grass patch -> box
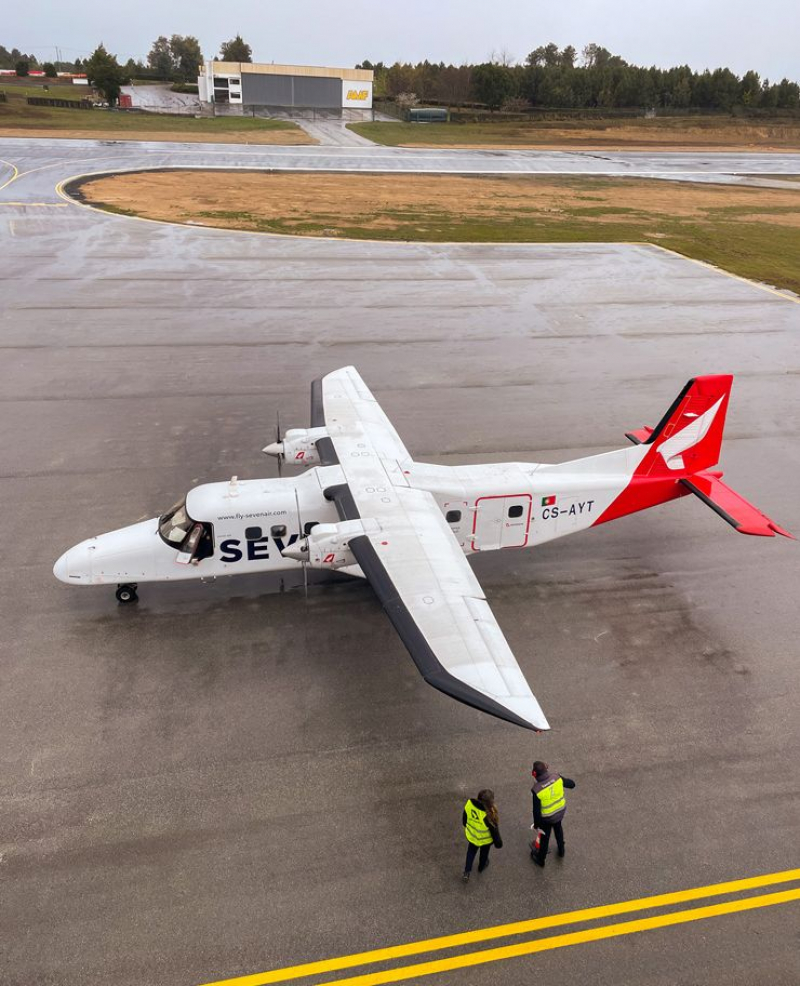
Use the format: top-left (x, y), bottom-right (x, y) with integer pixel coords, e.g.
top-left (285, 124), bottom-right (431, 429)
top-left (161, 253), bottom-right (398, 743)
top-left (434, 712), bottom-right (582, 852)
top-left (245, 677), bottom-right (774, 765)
top-left (76, 170), bottom-right (800, 295)
top-left (0, 90), bottom-right (311, 143)
top-left (0, 82), bottom-right (90, 101)
top-left (349, 117), bottom-right (800, 150)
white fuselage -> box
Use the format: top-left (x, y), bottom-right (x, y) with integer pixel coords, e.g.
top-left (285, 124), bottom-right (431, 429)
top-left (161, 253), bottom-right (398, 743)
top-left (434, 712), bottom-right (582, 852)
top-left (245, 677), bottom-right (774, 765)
top-left (54, 445), bottom-right (646, 589)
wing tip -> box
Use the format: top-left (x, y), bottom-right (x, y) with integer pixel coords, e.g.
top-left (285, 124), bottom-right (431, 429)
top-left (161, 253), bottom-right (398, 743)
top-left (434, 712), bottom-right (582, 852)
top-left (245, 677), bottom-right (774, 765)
top-left (425, 671), bottom-right (549, 732)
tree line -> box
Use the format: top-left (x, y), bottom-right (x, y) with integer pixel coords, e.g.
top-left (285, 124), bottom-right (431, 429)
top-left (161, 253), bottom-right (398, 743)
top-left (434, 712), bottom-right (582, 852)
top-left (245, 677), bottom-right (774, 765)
top-left (4, 37), bottom-right (798, 113)
top-left (358, 44), bottom-right (800, 112)
top-left (0, 34), bottom-right (253, 103)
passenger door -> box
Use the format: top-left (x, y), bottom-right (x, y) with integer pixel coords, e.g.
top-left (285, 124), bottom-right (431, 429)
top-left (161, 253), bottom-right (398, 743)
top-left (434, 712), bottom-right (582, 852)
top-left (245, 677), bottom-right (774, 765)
top-left (471, 494), bottom-right (532, 551)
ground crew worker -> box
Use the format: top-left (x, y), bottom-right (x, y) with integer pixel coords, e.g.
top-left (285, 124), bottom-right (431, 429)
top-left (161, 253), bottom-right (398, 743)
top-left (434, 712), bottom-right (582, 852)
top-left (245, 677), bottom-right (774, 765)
top-left (530, 761), bottom-right (576, 867)
top-left (462, 789), bottom-right (503, 882)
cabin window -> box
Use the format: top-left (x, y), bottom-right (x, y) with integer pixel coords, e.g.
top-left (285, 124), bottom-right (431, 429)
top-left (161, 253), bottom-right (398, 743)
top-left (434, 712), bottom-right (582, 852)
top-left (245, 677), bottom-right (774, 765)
top-left (271, 524), bottom-right (287, 538)
top-left (508, 505), bottom-right (524, 518)
top-left (158, 497), bottom-right (214, 559)
top-left (245, 526), bottom-right (262, 540)
top-left (304, 521), bottom-right (319, 536)
top-left (158, 498), bottom-right (194, 545)
top-left (446, 510), bottom-right (462, 523)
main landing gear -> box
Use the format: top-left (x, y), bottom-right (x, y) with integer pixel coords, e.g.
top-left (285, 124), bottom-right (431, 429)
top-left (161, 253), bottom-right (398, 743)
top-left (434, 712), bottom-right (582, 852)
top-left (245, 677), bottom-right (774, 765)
top-left (116, 583), bottom-right (138, 604)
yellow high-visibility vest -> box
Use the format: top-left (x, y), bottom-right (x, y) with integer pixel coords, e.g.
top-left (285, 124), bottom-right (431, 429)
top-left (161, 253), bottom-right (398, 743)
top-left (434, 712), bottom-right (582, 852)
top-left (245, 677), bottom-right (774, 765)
top-left (463, 800), bottom-right (493, 846)
top-left (536, 777), bottom-right (566, 817)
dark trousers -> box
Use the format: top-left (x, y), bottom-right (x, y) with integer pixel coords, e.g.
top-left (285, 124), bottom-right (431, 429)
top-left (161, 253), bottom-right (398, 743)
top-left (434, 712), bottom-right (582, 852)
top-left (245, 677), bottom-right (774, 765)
top-left (464, 841), bottom-right (491, 873)
top-left (533, 820), bottom-right (564, 862)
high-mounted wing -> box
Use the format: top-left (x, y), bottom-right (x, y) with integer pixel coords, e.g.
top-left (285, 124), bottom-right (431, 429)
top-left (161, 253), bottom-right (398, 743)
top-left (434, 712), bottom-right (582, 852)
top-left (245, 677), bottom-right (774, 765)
top-left (314, 367), bottom-right (549, 732)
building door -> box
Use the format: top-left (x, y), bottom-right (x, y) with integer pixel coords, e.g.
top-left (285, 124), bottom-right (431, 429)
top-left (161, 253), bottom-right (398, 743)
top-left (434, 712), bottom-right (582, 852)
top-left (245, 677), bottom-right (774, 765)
top-left (471, 495), bottom-right (531, 551)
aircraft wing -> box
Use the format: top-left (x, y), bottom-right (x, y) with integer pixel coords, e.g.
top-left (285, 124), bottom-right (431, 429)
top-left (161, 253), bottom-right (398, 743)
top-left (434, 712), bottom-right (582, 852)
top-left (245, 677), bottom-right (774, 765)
top-left (314, 366), bottom-right (549, 732)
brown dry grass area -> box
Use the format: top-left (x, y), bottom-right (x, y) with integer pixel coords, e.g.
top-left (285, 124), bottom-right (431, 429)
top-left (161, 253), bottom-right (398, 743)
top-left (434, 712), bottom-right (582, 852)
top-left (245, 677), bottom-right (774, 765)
top-left (0, 127), bottom-right (315, 145)
top-left (79, 170), bottom-right (800, 231)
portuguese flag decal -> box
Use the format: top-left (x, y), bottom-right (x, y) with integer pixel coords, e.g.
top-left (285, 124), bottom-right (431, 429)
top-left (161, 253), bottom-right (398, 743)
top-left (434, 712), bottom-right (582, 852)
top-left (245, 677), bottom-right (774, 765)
top-left (541, 495), bottom-right (557, 507)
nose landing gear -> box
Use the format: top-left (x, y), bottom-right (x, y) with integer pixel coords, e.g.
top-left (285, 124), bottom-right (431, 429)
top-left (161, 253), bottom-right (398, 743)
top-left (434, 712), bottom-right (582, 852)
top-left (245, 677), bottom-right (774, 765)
top-left (116, 583), bottom-right (138, 604)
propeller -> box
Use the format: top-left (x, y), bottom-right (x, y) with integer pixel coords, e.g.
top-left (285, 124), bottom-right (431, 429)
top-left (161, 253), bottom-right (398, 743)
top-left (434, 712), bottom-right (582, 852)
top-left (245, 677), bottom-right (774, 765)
top-left (263, 411), bottom-right (284, 477)
top-left (294, 486), bottom-right (309, 601)
top-left (275, 410), bottom-right (283, 478)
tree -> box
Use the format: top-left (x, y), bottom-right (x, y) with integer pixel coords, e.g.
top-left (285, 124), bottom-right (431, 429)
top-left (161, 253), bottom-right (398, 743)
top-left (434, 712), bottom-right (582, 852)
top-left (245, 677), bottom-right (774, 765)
top-left (219, 34), bottom-right (252, 62)
top-left (759, 80), bottom-right (779, 109)
top-left (526, 44), bottom-right (559, 68)
top-left (147, 36), bottom-right (173, 79)
top-left (776, 78), bottom-right (800, 110)
top-left (560, 46), bottom-right (577, 69)
top-left (740, 70), bottom-right (760, 106)
top-left (42, 62), bottom-right (57, 78)
top-left (169, 35), bottom-right (203, 82)
top-left (85, 44), bottom-right (128, 105)
top-left (472, 62), bottom-right (515, 111)
top-left (396, 92), bottom-right (419, 112)
top-left (708, 67), bottom-right (740, 110)
top-left (582, 44), bottom-right (613, 69)
top-left (15, 60), bottom-right (29, 77)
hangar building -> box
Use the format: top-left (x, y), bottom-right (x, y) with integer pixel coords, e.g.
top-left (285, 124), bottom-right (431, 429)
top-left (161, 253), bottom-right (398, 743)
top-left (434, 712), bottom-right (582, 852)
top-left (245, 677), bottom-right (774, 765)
top-left (198, 61), bottom-right (374, 118)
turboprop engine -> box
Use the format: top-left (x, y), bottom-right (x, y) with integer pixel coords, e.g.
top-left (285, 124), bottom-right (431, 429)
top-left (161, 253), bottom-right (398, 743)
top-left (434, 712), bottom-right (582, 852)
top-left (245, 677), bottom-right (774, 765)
top-left (280, 520), bottom-right (366, 570)
top-left (263, 427), bottom-right (329, 468)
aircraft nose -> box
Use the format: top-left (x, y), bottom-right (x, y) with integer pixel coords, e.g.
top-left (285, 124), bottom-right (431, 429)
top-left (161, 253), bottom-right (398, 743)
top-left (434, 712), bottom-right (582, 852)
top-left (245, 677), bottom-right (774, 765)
top-left (53, 551), bottom-right (69, 583)
top-left (53, 542), bottom-right (94, 583)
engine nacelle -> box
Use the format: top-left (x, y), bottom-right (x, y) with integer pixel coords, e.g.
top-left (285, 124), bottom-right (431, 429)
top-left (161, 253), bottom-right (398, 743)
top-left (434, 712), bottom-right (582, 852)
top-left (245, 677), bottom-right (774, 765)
top-left (281, 520), bottom-right (365, 569)
top-left (263, 427), bottom-right (328, 468)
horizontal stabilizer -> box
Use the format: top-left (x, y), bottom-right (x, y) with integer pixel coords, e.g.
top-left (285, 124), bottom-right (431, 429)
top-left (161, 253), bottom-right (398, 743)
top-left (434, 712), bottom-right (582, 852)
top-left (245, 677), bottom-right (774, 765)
top-left (681, 473), bottom-right (794, 538)
top-left (626, 426), bottom-right (654, 445)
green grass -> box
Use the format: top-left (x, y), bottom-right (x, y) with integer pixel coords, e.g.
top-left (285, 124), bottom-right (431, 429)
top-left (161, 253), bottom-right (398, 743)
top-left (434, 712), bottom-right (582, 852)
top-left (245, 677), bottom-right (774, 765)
top-left (0, 91), bottom-right (302, 135)
top-left (0, 82), bottom-right (91, 101)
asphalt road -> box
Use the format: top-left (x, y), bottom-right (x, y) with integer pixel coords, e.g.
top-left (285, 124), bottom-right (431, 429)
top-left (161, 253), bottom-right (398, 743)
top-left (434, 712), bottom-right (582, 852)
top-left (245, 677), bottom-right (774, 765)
top-left (2, 135), bottom-right (800, 204)
top-left (1, 138), bottom-right (799, 986)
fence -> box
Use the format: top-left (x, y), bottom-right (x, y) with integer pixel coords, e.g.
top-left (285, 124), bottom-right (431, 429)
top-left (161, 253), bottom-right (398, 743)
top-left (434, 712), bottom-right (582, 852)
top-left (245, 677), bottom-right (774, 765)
top-left (27, 96), bottom-right (93, 109)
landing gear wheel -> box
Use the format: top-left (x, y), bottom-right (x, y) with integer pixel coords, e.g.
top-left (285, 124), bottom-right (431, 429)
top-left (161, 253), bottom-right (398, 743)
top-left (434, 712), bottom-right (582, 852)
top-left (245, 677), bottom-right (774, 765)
top-left (116, 583), bottom-right (138, 604)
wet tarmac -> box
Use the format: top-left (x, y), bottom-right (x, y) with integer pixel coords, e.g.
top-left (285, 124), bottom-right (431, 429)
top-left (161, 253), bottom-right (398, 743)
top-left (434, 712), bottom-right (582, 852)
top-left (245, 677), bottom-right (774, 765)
top-left (1, 139), bottom-right (799, 986)
top-left (2, 135), bottom-right (800, 205)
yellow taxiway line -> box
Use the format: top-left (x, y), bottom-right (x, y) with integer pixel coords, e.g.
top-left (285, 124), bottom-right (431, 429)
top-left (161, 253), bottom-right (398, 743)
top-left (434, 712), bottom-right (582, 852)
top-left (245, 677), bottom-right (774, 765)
top-left (199, 868), bottom-right (800, 986)
top-left (0, 157), bottom-right (19, 192)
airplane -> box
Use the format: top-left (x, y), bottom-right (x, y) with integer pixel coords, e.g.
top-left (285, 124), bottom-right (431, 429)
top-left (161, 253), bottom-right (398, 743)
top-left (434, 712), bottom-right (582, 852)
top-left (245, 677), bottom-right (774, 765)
top-left (54, 367), bottom-right (792, 732)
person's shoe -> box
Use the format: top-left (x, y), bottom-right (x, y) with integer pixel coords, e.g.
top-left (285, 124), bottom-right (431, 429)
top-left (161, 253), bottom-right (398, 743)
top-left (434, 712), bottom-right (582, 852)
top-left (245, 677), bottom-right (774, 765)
top-left (478, 859), bottom-right (490, 873)
top-left (462, 871), bottom-right (470, 883)
top-left (530, 852), bottom-right (545, 868)
top-left (558, 848), bottom-right (565, 858)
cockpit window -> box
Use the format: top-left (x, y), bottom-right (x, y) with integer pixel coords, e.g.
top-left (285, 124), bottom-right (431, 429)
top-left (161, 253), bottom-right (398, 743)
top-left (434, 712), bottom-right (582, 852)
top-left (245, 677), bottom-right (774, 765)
top-left (159, 499), bottom-right (195, 545)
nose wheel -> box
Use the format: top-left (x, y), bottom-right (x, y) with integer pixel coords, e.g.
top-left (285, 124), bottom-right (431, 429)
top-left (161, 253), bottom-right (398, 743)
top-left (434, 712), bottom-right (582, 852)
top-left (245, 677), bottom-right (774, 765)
top-left (116, 583), bottom-right (138, 604)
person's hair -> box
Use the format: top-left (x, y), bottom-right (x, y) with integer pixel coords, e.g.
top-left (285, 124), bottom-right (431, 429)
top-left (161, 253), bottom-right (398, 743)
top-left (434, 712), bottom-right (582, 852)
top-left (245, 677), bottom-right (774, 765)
top-left (477, 788), bottom-right (498, 826)
top-left (532, 760), bottom-right (548, 777)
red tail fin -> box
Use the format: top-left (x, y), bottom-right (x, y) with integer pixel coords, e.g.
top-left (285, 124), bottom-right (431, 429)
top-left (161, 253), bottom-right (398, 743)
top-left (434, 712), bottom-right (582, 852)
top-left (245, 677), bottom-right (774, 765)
top-left (630, 375), bottom-right (733, 477)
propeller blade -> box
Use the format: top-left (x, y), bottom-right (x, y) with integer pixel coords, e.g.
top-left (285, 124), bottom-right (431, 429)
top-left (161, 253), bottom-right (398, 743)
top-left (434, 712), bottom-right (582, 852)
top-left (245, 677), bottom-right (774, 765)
top-left (276, 410), bottom-right (283, 477)
top-left (294, 487), bottom-right (308, 601)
